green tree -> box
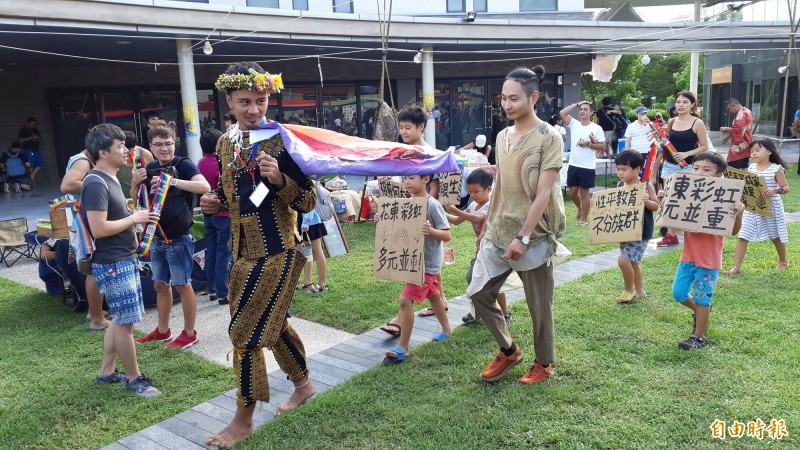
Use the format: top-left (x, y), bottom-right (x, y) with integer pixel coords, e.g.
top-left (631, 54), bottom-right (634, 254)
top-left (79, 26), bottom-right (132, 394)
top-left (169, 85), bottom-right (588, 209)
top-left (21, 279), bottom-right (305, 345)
top-left (638, 53), bottom-right (692, 104)
top-left (674, 53), bottom-right (704, 95)
top-left (581, 55), bottom-right (643, 112)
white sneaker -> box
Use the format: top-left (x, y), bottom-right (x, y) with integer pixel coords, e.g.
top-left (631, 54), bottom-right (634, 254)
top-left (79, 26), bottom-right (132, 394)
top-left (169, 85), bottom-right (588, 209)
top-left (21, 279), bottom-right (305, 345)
top-left (12, 183), bottom-right (21, 193)
top-left (1, 182), bottom-right (8, 193)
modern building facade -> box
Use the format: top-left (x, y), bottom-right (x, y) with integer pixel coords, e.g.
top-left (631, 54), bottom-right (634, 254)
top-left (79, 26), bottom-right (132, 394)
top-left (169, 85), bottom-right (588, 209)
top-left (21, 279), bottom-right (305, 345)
top-left (0, 0), bottom-right (790, 176)
top-left (702, 0), bottom-right (795, 137)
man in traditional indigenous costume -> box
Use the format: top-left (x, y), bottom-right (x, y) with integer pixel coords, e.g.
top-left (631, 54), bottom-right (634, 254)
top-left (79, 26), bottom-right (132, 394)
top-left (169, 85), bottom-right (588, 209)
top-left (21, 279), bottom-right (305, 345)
top-left (201, 62), bottom-right (316, 448)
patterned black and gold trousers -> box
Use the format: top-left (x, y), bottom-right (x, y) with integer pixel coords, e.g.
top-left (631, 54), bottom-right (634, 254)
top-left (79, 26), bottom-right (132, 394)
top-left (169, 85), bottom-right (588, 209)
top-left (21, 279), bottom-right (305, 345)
top-left (227, 248), bottom-right (308, 407)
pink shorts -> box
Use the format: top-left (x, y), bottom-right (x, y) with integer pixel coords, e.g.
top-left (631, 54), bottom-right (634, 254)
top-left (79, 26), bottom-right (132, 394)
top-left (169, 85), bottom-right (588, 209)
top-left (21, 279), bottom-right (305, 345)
top-left (401, 273), bottom-right (440, 304)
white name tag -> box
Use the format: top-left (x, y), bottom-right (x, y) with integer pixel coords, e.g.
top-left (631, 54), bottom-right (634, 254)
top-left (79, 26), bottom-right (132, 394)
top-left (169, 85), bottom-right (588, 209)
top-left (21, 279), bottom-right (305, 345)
top-left (249, 182), bottom-right (270, 208)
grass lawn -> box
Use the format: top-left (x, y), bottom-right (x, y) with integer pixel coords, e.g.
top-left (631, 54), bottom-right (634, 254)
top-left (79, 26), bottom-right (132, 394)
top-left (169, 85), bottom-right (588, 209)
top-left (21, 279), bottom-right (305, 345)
top-left (293, 166), bottom-right (800, 334)
top-left (292, 198), bottom-right (616, 334)
top-left (0, 280), bottom-right (235, 449)
top-left (241, 223), bottom-right (800, 449)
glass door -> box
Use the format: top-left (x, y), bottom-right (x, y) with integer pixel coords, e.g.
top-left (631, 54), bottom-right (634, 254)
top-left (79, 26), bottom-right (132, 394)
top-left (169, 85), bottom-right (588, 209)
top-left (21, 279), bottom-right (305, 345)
top-left (280, 86), bottom-right (318, 127)
top-left (322, 85), bottom-right (358, 136)
top-left (138, 90), bottom-right (180, 152)
top-left (488, 79), bottom-right (509, 148)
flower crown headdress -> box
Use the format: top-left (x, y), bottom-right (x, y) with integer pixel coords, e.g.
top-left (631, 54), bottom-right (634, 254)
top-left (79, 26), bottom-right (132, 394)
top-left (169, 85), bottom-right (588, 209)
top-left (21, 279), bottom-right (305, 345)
top-left (215, 68), bottom-right (284, 95)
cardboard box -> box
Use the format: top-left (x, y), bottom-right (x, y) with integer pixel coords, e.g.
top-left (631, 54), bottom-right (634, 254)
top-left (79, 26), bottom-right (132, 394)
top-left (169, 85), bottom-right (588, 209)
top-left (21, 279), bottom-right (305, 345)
top-left (37, 223), bottom-right (69, 239)
top-left (49, 209), bottom-right (68, 230)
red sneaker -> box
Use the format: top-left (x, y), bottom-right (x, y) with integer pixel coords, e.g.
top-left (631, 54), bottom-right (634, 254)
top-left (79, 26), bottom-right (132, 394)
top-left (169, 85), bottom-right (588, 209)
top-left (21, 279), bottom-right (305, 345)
top-left (480, 346), bottom-right (523, 382)
top-left (165, 330), bottom-right (198, 349)
top-left (656, 234), bottom-right (679, 247)
top-left (518, 362), bottom-right (553, 384)
top-left (135, 327), bottom-right (171, 344)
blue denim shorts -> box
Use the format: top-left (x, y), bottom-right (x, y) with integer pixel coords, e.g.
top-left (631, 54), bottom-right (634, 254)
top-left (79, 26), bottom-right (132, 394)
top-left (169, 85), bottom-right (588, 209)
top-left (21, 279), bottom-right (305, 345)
top-left (672, 261), bottom-right (719, 307)
top-left (92, 258), bottom-right (144, 325)
top-left (150, 234), bottom-right (194, 286)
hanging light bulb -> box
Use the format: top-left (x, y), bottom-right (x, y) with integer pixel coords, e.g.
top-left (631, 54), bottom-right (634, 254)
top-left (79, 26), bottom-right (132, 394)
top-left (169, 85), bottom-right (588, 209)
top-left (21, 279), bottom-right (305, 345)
top-left (203, 40), bottom-right (213, 55)
top-left (779, 65), bottom-right (788, 74)
top-left (641, 53), bottom-right (651, 65)
top-left (413, 49), bottom-right (423, 64)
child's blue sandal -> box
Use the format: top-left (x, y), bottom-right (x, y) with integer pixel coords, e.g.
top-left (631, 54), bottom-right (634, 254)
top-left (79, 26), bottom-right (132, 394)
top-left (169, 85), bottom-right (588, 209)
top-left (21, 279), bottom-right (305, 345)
top-left (383, 347), bottom-right (407, 365)
top-left (431, 333), bottom-right (449, 342)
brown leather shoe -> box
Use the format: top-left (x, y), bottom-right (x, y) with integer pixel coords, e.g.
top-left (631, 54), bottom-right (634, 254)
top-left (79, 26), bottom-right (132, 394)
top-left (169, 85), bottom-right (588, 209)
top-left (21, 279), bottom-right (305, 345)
top-left (480, 346), bottom-right (523, 382)
top-left (518, 362), bottom-right (553, 385)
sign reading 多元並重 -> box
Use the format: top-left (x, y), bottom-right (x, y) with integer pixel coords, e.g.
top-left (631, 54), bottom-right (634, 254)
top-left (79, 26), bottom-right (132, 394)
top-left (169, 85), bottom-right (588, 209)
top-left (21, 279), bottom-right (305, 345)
top-left (373, 197), bottom-right (427, 286)
top-left (588, 183), bottom-right (645, 244)
top-left (723, 167), bottom-right (772, 217)
top-left (656, 173), bottom-right (744, 236)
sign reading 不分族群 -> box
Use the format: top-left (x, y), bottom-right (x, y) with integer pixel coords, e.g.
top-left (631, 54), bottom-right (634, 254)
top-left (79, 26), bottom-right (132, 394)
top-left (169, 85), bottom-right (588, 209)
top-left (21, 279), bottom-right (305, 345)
top-left (378, 178), bottom-right (410, 198)
top-left (438, 171), bottom-right (463, 206)
top-left (373, 197), bottom-right (427, 286)
top-left (723, 167), bottom-right (773, 217)
top-left (588, 183), bottom-right (645, 244)
top-left (656, 173), bottom-right (744, 236)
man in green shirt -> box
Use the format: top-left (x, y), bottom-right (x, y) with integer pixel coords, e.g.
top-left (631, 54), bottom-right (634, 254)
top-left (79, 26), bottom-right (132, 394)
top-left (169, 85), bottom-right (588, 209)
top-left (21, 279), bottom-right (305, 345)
top-left (468, 65), bottom-right (566, 386)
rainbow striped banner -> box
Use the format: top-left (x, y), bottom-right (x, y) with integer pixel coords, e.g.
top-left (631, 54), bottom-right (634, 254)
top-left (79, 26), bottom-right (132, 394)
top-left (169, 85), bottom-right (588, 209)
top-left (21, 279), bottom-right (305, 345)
top-left (136, 172), bottom-right (173, 257)
top-left (648, 121), bottom-right (687, 168)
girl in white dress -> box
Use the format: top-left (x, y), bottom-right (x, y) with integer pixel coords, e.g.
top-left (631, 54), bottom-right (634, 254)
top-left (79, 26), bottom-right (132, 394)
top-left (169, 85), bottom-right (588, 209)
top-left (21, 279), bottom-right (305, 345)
top-left (726, 139), bottom-right (790, 274)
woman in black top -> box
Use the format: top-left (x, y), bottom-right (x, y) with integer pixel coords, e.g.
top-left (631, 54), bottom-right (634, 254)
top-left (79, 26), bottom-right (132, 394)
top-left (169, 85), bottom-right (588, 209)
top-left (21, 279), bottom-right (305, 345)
top-left (650, 90), bottom-right (709, 247)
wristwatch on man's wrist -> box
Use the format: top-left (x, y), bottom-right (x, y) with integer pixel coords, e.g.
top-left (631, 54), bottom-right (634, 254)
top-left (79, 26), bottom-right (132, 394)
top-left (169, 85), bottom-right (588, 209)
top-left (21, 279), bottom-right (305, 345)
top-left (170, 178), bottom-right (178, 187)
top-left (515, 235), bottom-right (530, 245)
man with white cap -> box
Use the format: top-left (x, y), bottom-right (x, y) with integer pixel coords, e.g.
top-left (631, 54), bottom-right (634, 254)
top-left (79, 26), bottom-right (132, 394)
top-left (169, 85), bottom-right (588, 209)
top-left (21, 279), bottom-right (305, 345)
top-left (624, 107), bottom-right (652, 156)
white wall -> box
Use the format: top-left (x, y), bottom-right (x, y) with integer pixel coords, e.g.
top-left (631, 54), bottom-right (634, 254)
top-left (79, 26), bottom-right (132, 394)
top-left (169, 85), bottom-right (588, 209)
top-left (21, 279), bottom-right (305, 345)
top-left (207, 0), bottom-right (582, 14)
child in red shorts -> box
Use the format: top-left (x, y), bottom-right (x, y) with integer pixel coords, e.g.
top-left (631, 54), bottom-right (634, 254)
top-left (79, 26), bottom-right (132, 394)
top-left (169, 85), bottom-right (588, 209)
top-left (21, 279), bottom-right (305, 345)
top-left (381, 174), bottom-right (453, 365)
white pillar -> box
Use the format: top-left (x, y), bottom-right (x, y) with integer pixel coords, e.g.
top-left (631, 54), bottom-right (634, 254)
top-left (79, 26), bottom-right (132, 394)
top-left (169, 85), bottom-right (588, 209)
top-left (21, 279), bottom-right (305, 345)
top-left (176, 39), bottom-right (202, 162)
top-left (689, 0), bottom-right (701, 94)
top-left (421, 45), bottom-right (436, 148)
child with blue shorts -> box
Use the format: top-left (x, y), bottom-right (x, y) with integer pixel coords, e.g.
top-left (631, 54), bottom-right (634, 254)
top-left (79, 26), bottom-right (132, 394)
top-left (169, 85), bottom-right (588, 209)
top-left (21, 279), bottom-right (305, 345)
top-left (663, 152), bottom-right (744, 350)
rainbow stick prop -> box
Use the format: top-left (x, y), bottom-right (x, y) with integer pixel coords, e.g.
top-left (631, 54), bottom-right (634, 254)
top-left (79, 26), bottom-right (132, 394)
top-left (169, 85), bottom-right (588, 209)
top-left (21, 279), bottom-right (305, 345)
top-left (136, 172), bottom-right (173, 257)
top-left (641, 140), bottom-right (659, 182)
top-left (49, 195), bottom-right (75, 210)
top-left (588, 132), bottom-right (599, 144)
top-left (648, 114), bottom-right (687, 168)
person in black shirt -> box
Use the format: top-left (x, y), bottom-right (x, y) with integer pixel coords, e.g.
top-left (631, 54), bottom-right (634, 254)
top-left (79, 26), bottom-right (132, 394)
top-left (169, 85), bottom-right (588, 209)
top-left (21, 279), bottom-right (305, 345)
top-left (132, 126), bottom-right (210, 349)
top-left (18, 117), bottom-right (44, 182)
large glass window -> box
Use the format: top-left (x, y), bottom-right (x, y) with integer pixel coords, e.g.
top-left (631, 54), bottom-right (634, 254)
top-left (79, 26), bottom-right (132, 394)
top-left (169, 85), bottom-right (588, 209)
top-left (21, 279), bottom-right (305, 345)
top-left (281, 86), bottom-right (318, 127)
top-left (448, 0), bottom-right (466, 13)
top-left (247, 0), bottom-right (279, 7)
top-left (197, 89), bottom-right (218, 131)
top-left (520, 0), bottom-right (557, 12)
top-left (450, 81), bottom-right (487, 147)
top-left (534, 76), bottom-right (560, 122)
top-left (474, 0), bottom-right (487, 12)
top-left (416, 82), bottom-right (451, 149)
top-left (333, 0), bottom-right (353, 13)
top-left (359, 85), bottom-right (381, 140)
top-left (322, 86), bottom-right (358, 136)
top-left (293, 0), bottom-right (309, 10)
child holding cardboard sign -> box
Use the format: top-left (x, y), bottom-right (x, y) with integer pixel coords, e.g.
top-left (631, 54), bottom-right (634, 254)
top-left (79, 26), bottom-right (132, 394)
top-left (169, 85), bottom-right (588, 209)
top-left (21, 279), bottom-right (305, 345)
top-left (613, 151), bottom-right (660, 304)
top-left (659, 152), bottom-right (744, 350)
top-left (726, 139), bottom-right (790, 275)
top-left (380, 174), bottom-right (453, 365)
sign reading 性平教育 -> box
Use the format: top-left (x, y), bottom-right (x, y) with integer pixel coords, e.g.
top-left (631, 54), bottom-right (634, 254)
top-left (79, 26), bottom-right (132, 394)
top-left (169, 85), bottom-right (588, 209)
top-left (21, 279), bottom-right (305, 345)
top-left (588, 183), bottom-right (645, 244)
top-left (723, 167), bottom-right (772, 217)
top-left (656, 173), bottom-right (744, 236)
top-left (373, 197), bottom-right (427, 286)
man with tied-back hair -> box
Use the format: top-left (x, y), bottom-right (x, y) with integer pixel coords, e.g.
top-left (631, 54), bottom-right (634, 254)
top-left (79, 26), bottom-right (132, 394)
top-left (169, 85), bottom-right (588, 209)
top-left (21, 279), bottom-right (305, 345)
top-left (201, 62), bottom-right (317, 448)
top-left (468, 65), bottom-right (566, 386)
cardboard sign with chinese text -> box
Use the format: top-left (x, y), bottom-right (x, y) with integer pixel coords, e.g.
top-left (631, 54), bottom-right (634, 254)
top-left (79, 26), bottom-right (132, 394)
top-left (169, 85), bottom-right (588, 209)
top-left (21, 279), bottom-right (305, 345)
top-left (373, 197), bottom-right (428, 285)
top-left (438, 171), bottom-right (463, 206)
top-left (378, 178), bottom-right (410, 198)
top-left (588, 183), bottom-right (645, 244)
top-left (723, 167), bottom-right (773, 217)
top-left (656, 173), bottom-right (744, 236)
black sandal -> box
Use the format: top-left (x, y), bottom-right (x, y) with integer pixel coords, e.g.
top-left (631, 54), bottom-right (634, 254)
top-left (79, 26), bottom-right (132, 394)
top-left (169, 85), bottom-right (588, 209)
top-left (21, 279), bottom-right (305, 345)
top-left (379, 322), bottom-right (401, 336)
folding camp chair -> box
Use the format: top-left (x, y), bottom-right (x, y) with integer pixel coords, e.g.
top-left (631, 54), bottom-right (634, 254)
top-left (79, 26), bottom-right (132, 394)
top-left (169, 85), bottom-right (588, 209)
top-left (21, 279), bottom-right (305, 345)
top-left (0, 217), bottom-right (38, 267)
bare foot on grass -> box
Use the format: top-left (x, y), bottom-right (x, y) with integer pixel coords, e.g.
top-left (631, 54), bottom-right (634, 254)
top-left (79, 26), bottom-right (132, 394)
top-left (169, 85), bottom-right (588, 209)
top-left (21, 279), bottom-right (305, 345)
top-left (206, 420), bottom-right (254, 449)
top-left (275, 378), bottom-right (316, 416)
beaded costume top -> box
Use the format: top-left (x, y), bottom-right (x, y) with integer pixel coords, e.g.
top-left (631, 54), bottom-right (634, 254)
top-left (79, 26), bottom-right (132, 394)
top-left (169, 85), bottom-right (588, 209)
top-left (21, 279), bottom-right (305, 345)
top-left (214, 129), bottom-right (316, 261)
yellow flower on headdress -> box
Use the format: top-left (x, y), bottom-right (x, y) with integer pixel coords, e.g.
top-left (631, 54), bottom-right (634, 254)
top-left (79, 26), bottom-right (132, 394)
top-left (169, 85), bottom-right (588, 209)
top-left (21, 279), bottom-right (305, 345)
top-left (254, 74), bottom-right (267, 89)
top-left (272, 73), bottom-right (284, 91)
